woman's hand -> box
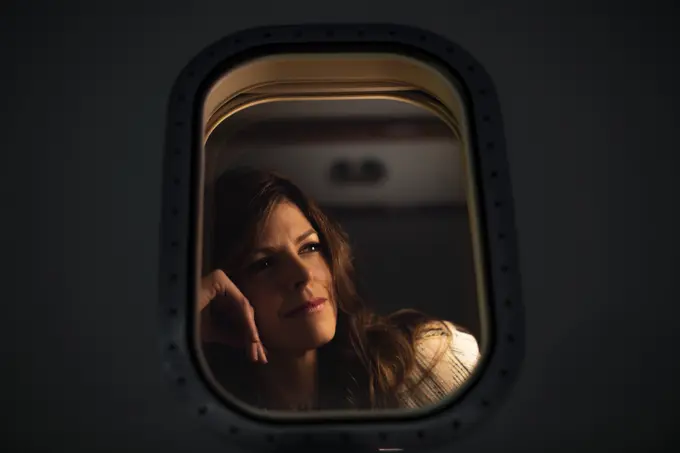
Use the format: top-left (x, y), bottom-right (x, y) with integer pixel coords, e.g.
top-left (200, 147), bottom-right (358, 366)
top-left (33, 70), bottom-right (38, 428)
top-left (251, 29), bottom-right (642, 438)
top-left (199, 269), bottom-right (268, 364)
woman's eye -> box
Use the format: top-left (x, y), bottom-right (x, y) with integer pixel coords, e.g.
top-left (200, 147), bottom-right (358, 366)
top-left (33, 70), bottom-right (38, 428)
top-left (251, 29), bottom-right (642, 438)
top-left (300, 242), bottom-right (322, 254)
top-left (249, 257), bottom-right (273, 273)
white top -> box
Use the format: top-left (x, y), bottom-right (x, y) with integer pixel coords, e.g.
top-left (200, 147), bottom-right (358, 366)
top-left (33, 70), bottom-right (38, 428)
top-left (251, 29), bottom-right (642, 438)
top-left (397, 321), bottom-right (481, 408)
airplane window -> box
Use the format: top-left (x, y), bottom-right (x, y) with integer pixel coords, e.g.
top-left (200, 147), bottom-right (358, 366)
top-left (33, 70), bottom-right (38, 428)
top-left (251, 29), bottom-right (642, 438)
top-left (160, 27), bottom-right (523, 450)
top-left (197, 91), bottom-right (487, 414)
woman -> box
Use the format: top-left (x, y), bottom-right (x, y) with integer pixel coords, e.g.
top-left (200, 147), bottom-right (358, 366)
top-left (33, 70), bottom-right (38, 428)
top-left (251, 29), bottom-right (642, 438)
top-left (199, 167), bottom-right (480, 411)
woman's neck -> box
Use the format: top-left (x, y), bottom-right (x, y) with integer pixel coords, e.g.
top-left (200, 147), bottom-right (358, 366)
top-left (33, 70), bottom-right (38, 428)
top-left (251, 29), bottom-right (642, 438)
top-left (256, 349), bottom-right (319, 410)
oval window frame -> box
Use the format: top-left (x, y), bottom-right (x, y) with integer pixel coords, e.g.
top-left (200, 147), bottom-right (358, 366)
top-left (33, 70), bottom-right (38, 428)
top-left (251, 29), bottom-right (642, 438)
top-left (159, 23), bottom-right (524, 452)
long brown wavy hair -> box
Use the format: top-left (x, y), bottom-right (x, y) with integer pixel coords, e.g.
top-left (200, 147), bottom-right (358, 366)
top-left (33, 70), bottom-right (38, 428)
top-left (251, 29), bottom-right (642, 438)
top-left (202, 167), bottom-right (448, 410)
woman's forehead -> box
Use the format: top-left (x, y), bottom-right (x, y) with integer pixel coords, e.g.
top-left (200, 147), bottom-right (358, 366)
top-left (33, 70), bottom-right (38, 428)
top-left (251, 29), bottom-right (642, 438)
top-left (255, 200), bottom-right (316, 243)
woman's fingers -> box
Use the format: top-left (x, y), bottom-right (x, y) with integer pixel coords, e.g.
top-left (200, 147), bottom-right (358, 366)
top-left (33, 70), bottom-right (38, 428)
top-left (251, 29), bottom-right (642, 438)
top-left (249, 342), bottom-right (259, 362)
top-left (245, 304), bottom-right (267, 364)
top-left (200, 269), bottom-right (267, 364)
top-left (257, 342), bottom-right (268, 364)
top-left (240, 299), bottom-right (260, 344)
top-left (213, 271), bottom-right (260, 343)
top-left (199, 269), bottom-right (228, 311)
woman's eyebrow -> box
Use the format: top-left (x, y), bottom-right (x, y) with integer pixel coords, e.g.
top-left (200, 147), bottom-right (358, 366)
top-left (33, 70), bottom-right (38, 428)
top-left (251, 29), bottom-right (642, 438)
top-left (295, 229), bottom-right (317, 244)
top-left (251, 229), bottom-right (318, 256)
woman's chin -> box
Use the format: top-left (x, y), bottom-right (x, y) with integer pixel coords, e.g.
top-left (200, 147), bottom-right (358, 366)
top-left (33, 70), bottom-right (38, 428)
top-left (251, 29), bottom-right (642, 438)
top-left (280, 309), bottom-right (337, 346)
top-left (278, 323), bottom-right (337, 351)
top-left (302, 324), bottom-right (337, 349)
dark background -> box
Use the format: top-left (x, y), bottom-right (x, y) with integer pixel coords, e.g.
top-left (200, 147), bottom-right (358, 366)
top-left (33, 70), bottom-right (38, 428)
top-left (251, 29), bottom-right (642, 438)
top-left (3, 1), bottom-right (679, 453)
top-left (328, 208), bottom-right (480, 339)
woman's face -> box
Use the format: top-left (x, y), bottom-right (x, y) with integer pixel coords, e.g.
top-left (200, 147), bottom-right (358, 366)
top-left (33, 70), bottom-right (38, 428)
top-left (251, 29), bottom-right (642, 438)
top-left (233, 200), bottom-right (337, 354)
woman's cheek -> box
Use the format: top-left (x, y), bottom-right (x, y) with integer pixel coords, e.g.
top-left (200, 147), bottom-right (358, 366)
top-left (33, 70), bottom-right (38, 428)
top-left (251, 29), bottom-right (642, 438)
top-left (311, 256), bottom-right (332, 280)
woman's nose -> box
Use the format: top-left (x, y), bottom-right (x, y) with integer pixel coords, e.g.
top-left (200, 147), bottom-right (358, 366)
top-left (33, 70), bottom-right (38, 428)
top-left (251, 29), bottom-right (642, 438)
top-left (284, 255), bottom-right (312, 289)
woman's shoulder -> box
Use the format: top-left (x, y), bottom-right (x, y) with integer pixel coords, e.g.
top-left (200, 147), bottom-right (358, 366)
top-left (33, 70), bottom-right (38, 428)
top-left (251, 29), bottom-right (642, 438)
top-left (398, 320), bottom-right (481, 408)
top-left (415, 321), bottom-right (480, 369)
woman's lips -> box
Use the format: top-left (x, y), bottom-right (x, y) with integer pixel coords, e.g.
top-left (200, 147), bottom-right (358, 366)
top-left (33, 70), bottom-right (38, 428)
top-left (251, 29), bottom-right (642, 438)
top-left (283, 298), bottom-right (327, 318)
